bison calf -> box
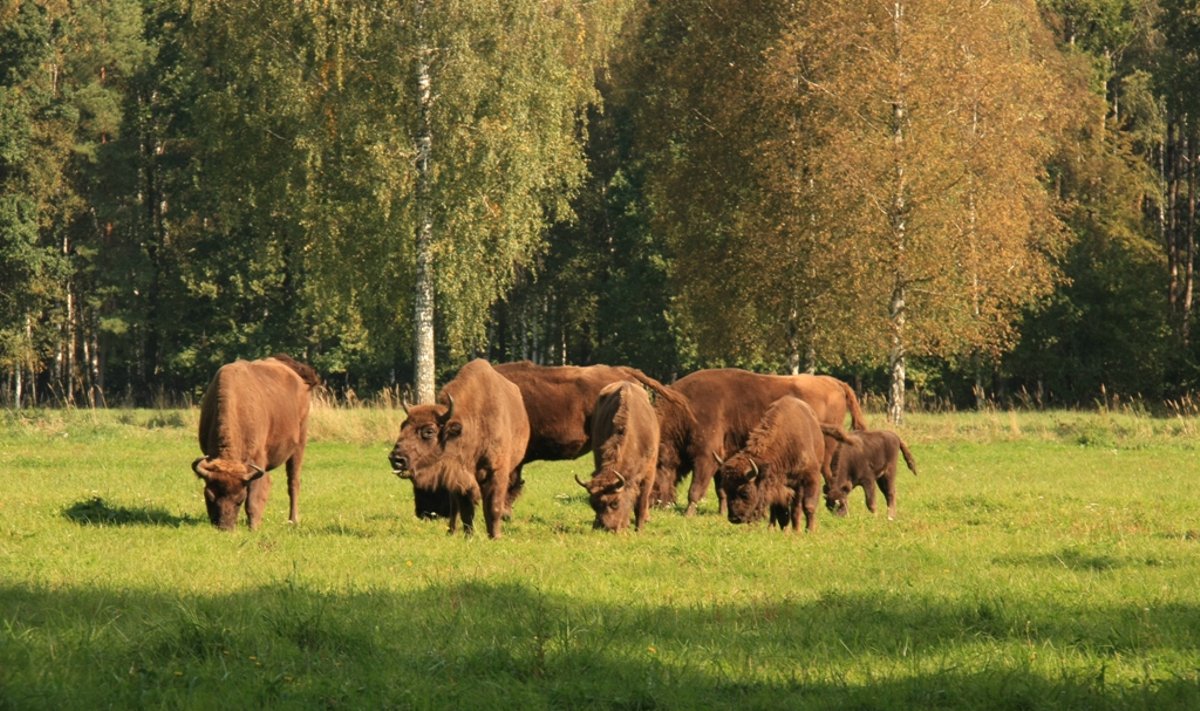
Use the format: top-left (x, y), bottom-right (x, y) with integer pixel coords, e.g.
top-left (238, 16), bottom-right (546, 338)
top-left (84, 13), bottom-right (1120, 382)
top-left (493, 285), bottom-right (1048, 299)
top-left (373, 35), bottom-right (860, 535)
top-left (575, 381), bottom-right (659, 532)
top-left (192, 354), bottom-right (319, 530)
top-left (824, 429), bottom-right (917, 520)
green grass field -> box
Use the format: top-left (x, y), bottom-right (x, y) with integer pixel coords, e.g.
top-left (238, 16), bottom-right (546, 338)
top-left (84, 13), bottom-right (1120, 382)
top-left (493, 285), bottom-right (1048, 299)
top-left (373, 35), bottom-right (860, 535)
top-left (2, 406), bottom-right (1199, 709)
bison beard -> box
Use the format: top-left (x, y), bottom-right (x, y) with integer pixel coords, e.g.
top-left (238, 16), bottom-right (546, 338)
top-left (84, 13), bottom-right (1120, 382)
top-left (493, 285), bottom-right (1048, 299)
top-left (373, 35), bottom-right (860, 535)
top-left (192, 355), bottom-right (317, 531)
top-left (388, 359), bottom-right (530, 538)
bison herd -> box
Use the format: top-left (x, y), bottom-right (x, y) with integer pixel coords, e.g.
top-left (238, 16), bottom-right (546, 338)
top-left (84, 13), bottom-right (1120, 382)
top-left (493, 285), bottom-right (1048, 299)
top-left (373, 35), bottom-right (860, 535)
top-left (192, 354), bottom-right (917, 537)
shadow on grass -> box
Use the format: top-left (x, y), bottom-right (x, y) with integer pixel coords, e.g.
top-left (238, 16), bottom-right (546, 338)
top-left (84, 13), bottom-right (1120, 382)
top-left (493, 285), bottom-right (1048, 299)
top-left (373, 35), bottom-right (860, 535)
top-left (62, 496), bottom-right (204, 527)
top-left (2, 580), bottom-right (1198, 710)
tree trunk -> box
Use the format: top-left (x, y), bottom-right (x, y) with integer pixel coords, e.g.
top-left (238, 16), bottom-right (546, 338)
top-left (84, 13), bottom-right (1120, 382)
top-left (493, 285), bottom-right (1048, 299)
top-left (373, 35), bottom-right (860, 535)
top-left (1185, 124), bottom-right (1197, 346)
top-left (412, 0), bottom-right (437, 404)
top-left (63, 233), bottom-right (77, 405)
top-left (786, 307), bottom-right (801, 375)
top-left (886, 1), bottom-right (908, 426)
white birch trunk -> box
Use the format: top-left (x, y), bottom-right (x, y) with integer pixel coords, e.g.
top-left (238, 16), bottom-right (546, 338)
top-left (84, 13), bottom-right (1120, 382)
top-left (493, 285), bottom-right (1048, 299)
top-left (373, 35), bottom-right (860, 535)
top-left (412, 0), bottom-right (437, 404)
top-left (886, 0), bottom-right (908, 426)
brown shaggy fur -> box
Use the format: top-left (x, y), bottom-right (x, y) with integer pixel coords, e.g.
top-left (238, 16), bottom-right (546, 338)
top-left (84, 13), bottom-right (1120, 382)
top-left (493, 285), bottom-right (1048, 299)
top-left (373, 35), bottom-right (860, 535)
top-left (193, 355), bottom-right (317, 530)
top-left (576, 381), bottom-right (660, 532)
top-left (716, 397), bottom-right (832, 532)
top-left (407, 361), bottom-right (687, 521)
top-left (388, 359), bottom-right (530, 539)
top-left (825, 429), bottom-right (917, 520)
top-left (652, 368), bottom-right (867, 515)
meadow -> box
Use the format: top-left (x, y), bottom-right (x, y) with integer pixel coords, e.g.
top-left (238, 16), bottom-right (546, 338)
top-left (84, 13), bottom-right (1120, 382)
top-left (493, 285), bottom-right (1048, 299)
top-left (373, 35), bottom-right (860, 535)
top-left (2, 405), bottom-right (1199, 709)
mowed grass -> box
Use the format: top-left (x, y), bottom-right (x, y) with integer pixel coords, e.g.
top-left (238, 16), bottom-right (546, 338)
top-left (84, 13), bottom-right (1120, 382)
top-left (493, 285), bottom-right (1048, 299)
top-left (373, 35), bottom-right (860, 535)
top-left (2, 406), bottom-right (1199, 709)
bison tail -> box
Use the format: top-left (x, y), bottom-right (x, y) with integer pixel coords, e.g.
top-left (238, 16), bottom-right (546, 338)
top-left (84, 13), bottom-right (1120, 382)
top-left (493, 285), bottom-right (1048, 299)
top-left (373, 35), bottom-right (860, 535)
top-left (621, 367), bottom-right (693, 413)
top-left (838, 380), bottom-right (869, 430)
top-left (898, 438), bottom-right (918, 475)
top-left (820, 424), bottom-right (859, 444)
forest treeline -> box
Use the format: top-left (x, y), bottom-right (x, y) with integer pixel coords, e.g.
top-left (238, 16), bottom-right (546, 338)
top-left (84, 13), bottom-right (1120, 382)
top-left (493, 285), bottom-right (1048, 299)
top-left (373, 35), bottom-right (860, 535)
top-left (1, 0), bottom-right (1197, 419)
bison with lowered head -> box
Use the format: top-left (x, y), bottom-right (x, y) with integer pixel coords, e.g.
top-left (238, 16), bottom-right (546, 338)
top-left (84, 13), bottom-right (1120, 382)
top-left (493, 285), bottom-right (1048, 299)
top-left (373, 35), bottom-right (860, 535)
top-left (716, 396), bottom-right (855, 533)
top-left (192, 354), bottom-right (319, 531)
top-left (389, 359), bottom-right (530, 538)
top-left (575, 381), bottom-right (660, 532)
top-left (653, 368), bottom-right (867, 515)
top-left (824, 429), bottom-right (917, 520)
top-left (406, 361), bottom-right (680, 521)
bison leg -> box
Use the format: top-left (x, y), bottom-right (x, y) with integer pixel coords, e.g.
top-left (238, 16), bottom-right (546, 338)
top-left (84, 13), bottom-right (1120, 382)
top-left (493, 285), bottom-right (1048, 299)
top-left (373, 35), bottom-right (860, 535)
top-left (481, 468), bottom-right (511, 539)
top-left (651, 467), bottom-right (679, 509)
top-left (862, 477), bottom-right (878, 514)
top-left (799, 472), bottom-right (820, 533)
top-left (820, 435), bottom-right (837, 489)
top-left (634, 469), bottom-right (654, 531)
top-left (451, 492), bottom-right (476, 537)
top-left (286, 449), bottom-right (304, 525)
top-left (685, 450), bottom-right (719, 516)
top-left (881, 466), bottom-right (898, 520)
top-left (246, 473), bottom-right (272, 530)
top-left (503, 465), bottom-right (525, 521)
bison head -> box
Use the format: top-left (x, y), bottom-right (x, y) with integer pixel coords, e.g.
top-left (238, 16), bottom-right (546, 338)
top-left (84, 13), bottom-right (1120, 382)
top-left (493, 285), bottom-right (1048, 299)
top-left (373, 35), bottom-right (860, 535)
top-left (576, 470), bottom-right (633, 532)
top-left (823, 448), bottom-right (851, 516)
top-left (823, 478), bottom-right (852, 517)
top-left (389, 395), bottom-right (459, 488)
top-left (715, 452), bottom-right (767, 525)
top-left (192, 456), bottom-right (266, 530)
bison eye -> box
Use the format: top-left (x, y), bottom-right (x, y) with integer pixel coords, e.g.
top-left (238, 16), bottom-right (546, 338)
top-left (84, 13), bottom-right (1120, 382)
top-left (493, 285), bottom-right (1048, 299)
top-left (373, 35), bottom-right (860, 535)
top-left (420, 426), bottom-right (436, 440)
top-left (608, 502), bottom-right (619, 510)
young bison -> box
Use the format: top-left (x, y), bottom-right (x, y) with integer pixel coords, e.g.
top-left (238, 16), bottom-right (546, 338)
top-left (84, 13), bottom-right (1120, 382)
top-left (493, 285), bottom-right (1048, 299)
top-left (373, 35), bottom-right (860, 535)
top-left (824, 429), bottom-right (917, 520)
top-left (716, 396), bottom-right (853, 533)
top-left (575, 381), bottom-right (659, 532)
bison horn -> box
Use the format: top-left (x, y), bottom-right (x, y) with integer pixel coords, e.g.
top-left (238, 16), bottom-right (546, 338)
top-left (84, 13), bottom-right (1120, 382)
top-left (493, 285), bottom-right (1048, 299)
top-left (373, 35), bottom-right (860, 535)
top-left (712, 451), bottom-right (724, 467)
top-left (575, 473), bottom-right (591, 490)
top-left (192, 456), bottom-right (211, 479)
top-left (244, 461), bottom-right (267, 482)
top-left (612, 470), bottom-right (627, 492)
top-left (748, 459), bottom-right (760, 480)
top-left (439, 394), bottom-right (455, 423)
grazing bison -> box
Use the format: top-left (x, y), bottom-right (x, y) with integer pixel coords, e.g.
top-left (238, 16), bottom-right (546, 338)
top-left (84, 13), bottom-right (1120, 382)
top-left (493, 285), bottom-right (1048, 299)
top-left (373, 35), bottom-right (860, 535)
top-left (574, 381), bottom-right (660, 532)
top-left (389, 359), bottom-right (530, 538)
top-left (824, 430), bottom-right (917, 520)
top-left (716, 397), bottom-right (854, 532)
top-left (192, 354), bottom-right (319, 531)
top-left (406, 361), bottom-right (681, 520)
top-left (653, 368), bottom-right (867, 515)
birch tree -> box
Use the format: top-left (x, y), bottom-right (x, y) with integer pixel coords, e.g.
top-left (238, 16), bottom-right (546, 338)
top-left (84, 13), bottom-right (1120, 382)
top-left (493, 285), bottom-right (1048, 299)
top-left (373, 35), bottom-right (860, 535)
top-left (640, 0), bottom-right (1072, 422)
